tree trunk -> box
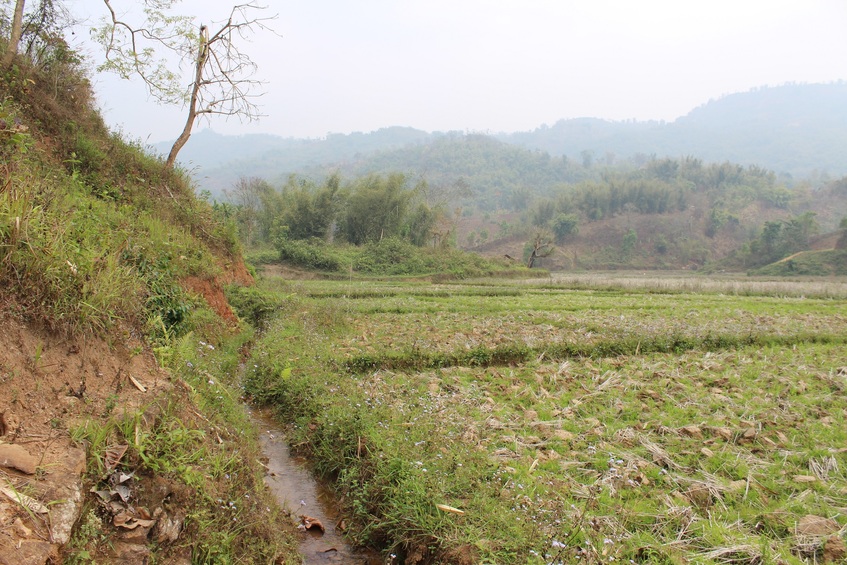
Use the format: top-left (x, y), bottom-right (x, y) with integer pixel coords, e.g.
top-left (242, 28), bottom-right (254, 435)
top-left (2, 0), bottom-right (26, 69)
top-left (165, 25), bottom-right (208, 169)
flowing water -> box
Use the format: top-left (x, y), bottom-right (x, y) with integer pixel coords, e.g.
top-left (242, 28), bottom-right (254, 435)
top-left (251, 408), bottom-right (382, 564)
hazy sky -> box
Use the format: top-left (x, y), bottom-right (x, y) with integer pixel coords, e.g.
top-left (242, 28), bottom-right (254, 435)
top-left (69, 0), bottom-right (847, 143)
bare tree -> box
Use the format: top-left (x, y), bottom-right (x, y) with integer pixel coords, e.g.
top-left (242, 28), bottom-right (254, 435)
top-left (2, 0), bottom-right (26, 68)
top-left (526, 229), bottom-right (555, 269)
top-left (94, 1), bottom-right (277, 169)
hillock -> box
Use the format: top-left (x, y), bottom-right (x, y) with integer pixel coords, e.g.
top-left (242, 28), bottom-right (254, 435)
top-left (0, 34), bottom-right (297, 563)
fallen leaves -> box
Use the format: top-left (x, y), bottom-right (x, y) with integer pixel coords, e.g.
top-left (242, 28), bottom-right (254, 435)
top-left (299, 515), bottom-right (325, 533)
top-left (0, 479), bottom-right (48, 514)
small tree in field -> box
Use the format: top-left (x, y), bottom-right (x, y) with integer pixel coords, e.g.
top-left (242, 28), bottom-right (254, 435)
top-left (94, 1), bottom-right (276, 169)
top-left (525, 229), bottom-right (555, 268)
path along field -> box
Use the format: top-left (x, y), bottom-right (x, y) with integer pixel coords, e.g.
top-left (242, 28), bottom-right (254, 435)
top-left (244, 274), bottom-right (847, 564)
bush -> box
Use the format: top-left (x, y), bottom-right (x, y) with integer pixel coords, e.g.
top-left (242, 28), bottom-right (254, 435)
top-left (276, 238), bottom-right (344, 271)
top-left (226, 285), bottom-right (289, 329)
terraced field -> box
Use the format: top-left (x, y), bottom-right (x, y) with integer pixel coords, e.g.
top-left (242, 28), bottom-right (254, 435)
top-left (244, 275), bottom-right (847, 564)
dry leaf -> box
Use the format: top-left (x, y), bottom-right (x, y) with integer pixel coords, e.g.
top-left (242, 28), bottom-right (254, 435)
top-left (300, 515), bottom-right (325, 533)
top-left (435, 503), bottom-right (466, 515)
top-left (104, 444), bottom-right (128, 471)
top-left (129, 375), bottom-right (147, 393)
top-left (1, 481), bottom-right (49, 514)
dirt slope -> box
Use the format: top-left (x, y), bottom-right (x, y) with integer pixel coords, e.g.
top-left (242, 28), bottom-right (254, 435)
top-left (0, 295), bottom-right (179, 563)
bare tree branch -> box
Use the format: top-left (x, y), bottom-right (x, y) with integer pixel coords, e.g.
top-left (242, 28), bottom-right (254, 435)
top-left (93, 1), bottom-right (278, 168)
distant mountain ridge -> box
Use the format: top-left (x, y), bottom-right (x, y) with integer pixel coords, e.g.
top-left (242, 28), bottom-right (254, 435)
top-left (159, 82), bottom-right (847, 195)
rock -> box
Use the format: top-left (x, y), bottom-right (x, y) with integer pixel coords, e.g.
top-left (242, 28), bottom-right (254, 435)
top-left (153, 509), bottom-right (183, 543)
top-left (108, 541), bottom-right (152, 565)
top-left (712, 427), bottom-right (733, 441)
top-left (0, 444), bottom-right (38, 474)
top-left (12, 517), bottom-right (32, 537)
top-left (553, 430), bottom-right (576, 441)
top-left (0, 539), bottom-right (54, 565)
top-left (46, 447), bottom-right (86, 545)
top-left (823, 536), bottom-right (847, 563)
top-left (680, 425), bottom-right (703, 438)
top-left (797, 514), bottom-right (840, 536)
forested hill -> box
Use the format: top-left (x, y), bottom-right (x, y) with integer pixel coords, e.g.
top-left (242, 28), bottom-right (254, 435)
top-left (502, 82), bottom-right (847, 178)
top-left (162, 82), bottom-right (847, 195)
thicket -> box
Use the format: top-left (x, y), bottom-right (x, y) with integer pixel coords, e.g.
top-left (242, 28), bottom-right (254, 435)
top-left (272, 236), bottom-right (513, 278)
top-left (225, 169), bottom-right (520, 277)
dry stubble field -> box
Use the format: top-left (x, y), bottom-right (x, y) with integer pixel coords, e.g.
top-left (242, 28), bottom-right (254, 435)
top-left (246, 273), bottom-right (847, 564)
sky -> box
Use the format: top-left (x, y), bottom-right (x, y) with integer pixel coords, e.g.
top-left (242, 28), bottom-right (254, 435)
top-left (66, 0), bottom-right (847, 143)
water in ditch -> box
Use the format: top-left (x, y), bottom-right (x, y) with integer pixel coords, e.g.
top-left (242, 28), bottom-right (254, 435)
top-left (251, 408), bottom-right (383, 564)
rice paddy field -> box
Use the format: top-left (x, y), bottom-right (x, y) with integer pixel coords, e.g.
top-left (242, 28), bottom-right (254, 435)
top-left (244, 274), bottom-right (847, 564)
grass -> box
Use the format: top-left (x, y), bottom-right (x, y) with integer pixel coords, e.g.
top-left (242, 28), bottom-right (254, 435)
top-left (4, 38), bottom-right (293, 563)
top-left (243, 274), bottom-right (847, 564)
top-left (68, 325), bottom-right (299, 564)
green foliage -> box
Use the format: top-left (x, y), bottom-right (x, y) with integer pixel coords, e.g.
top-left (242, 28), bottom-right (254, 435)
top-left (225, 284), bottom-right (289, 328)
top-left (550, 212), bottom-right (579, 243)
top-left (72, 328), bottom-right (297, 563)
top-left (341, 173), bottom-right (414, 245)
top-left (355, 237), bottom-right (424, 275)
top-left (621, 228), bottom-right (638, 256)
top-left (750, 250), bottom-right (847, 276)
top-left (0, 99), bottom-right (32, 158)
top-left (740, 211), bottom-right (820, 268)
top-left (275, 237), bottom-right (345, 272)
top-left (275, 174), bottom-right (340, 240)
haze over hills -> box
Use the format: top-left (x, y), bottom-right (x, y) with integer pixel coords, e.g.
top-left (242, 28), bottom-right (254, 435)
top-left (159, 83), bottom-right (847, 196)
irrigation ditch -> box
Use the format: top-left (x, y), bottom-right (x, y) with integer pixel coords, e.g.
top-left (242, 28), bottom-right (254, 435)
top-left (250, 408), bottom-right (382, 564)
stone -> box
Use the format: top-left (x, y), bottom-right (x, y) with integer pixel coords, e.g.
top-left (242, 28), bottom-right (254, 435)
top-left (797, 514), bottom-right (840, 536)
top-left (712, 427), bottom-right (733, 441)
top-left (0, 444), bottom-right (38, 474)
top-left (0, 539), bottom-right (54, 565)
top-left (153, 509), bottom-right (183, 544)
top-left (108, 541), bottom-right (152, 565)
top-left (680, 425), bottom-right (703, 438)
top-left (823, 536), bottom-right (847, 563)
top-left (47, 447), bottom-right (86, 545)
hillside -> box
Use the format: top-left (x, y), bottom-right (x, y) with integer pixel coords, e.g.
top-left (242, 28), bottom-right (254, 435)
top-left (166, 82), bottom-right (847, 196)
top-left (0, 37), bottom-right (298, 563)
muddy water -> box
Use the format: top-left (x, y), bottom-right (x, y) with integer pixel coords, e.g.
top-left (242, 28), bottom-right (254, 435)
top-left (251, 409), bottom-right (382, 564)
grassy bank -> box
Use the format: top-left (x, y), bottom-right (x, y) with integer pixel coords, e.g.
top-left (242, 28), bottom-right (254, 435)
top-left (2, 50), bottom-right (298, 561)
top-left (243, 275), bottom-right (847, 564)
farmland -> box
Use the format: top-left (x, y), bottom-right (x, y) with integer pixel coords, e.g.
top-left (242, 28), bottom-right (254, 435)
top-left (243, 274), bottom-right (847, 564)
